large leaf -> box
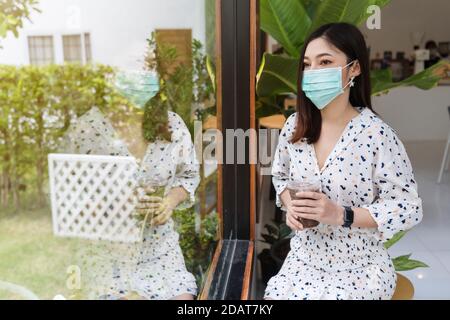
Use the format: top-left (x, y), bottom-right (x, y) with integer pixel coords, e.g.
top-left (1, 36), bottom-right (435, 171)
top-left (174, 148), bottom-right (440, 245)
top-left (256, 96), bottom-right (283, 118)
top-left (371, 60), bottom-right (450, 96)
top-left (260, 0), bottom-right (391, 58)
top-left (393, 254), bottom-right (429, 272)
top-left (307, 0), bottom-right (391, 35)
top-left (383, 230), bottom-right (407, 249)
top-left (257, 53), bottom-right (299, 97)
top-left (260, 0), bottom-right (311, 58)
top-left (257, 54), bottom-right (450, 100)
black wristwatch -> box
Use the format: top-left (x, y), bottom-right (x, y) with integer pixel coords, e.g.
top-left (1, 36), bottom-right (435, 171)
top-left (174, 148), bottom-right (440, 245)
top-left (342, 206), bottom-right (354, 228)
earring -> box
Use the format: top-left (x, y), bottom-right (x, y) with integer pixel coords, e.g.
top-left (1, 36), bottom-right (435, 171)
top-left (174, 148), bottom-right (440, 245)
top-left (350, 77), bottom-right (356, 87)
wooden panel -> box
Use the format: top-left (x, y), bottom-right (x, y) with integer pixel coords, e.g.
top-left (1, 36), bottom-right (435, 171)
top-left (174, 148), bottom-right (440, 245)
top-left (249, 0), bottom-right (257, 243)
top-left (241, 0), bottom-right (257, 300)
top-left (199, 240), bottom-right (223, 300)
top-left (200, 0), bottom-right (257, 300)
top-left (155, 29), bottom-right (192, 73)
top-left (241, 241), bottom-right (254, 300)
top-left (215, 0), bottom-right (224, 241)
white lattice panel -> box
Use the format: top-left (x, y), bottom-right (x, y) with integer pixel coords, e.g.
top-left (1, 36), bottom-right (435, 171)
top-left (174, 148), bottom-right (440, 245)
top-left (48, 154), bottom-right (141, 243)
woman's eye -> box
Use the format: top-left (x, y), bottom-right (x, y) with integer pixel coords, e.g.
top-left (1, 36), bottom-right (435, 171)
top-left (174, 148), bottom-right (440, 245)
top-left (320, 60), bottom-right (332, 65)
top-left (303, 62), bottom-right (310, 68)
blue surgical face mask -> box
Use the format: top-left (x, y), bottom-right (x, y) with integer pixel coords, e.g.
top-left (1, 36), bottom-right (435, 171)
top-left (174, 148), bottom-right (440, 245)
top-left (302, 61), bottom-right (356, 110)
top-left (114, 70), bottom-right (160, 109)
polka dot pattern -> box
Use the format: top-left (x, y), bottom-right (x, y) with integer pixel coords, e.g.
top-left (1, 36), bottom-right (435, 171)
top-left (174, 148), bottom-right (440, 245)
top-left (265, 107), bottom-right (423, 300)
top-left (59, 107), bottom-right (199, 299)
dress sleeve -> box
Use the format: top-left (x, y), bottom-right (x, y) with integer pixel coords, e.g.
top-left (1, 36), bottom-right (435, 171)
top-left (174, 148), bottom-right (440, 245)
top-left (361, 125), bottom-right (423, 242)
top-left (271, 113), bottom-right (296, 211)
top-left (57, 119), bottom-right (93, 154)
top-left (170, 113), bottom-right (200, 210)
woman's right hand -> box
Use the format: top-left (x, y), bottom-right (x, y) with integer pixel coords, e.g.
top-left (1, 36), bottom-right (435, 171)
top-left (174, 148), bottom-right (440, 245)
top-left (286, 202), bottom-right (304, 232)
top-left (134, 186), bottom-right (164, 219)
top-left (280, 188), bottom-right (304, 231)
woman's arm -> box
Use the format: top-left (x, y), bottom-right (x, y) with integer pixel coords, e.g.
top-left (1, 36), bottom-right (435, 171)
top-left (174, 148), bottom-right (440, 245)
top-left (271, 114), bottom-right (297, 211)
top-left (348, 207), bottom-right (378, 228)
top-left (292, 126), bottom-right (422, 240)
top-left (165, 186), bottom-right (189, 210)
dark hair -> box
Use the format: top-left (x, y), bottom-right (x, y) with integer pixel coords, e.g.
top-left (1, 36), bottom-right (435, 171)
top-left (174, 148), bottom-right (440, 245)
top-left (292, 22), bottom-right (374, 144)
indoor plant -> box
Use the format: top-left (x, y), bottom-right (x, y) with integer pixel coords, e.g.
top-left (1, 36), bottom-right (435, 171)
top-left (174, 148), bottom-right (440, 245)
top-left (258, 219), bottom-right (293, 284)
top-left (256, 0), bottom-right (450, 117)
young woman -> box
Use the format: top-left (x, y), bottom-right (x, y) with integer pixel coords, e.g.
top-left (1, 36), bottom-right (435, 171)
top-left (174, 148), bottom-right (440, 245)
top-left (60, 92), bottom-right (199, 300)
top-left (264, 23), bottom-right (423, 300)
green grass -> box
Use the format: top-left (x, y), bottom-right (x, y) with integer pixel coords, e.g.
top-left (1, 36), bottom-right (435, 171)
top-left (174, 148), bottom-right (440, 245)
top-left (0, 206), bottom-right (85, 300)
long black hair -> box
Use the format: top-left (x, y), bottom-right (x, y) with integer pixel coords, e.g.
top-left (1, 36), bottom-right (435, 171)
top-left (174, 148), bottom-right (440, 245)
top-left (292, 22), bottom-right (374, 144)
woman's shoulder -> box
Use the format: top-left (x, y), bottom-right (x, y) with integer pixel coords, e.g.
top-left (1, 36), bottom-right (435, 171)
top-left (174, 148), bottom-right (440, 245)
top-left (167, 111), bottom-right (191, 141)
top-left (168, 110), bottom-right (182, 122)
top-left (364, 108), bottom-right (403, 147)
top-left (277, 112), bottom-right (298, 143)
top-left (282, 112), bottom-right (298, 134)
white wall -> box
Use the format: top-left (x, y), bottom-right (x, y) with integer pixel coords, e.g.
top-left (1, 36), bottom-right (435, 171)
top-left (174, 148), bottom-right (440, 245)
top-left (361, 0), bottom-right (450, 59)
top-left (373, 86), bottom-right (450, 142)
top-left (0, 0), bottom-right (206, 69)
top-left (359, 0), bottom-right (450, 142)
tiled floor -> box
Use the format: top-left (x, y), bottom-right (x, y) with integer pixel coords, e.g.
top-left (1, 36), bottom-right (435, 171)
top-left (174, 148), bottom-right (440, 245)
top-left (253, 140), bottom-right (450, 300)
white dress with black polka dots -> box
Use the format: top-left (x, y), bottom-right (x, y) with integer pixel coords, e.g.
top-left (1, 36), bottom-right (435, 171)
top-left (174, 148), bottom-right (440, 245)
top-left (60, 107), bottom-right (199, 300)
top-left (264, 107), bottom-right (423, 300)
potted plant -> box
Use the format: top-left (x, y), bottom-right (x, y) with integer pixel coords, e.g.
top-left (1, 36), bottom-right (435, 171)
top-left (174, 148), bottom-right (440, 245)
top-left (384, 230), bottom-right (428, 300)
top-left (258, 219), bottom-right (293, 284)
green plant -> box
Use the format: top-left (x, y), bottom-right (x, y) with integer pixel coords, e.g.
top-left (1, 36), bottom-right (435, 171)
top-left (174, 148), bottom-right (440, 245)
top-left (256, 0), bottom-right (450, 116)
top-left (384, 231), bottom-right (428, 272)
top-left (0, 63), bottom-right (134, 210)
top-left (0, 0), bottom-right (40, 41)
top-left (172, 207), bottom-right (219, 289)
top-left (144, 33), bottom-right (216, 139)
top-left (260, 219), bottom-right (293, 246)
top-left (257, 219), bottom-right (293, 284)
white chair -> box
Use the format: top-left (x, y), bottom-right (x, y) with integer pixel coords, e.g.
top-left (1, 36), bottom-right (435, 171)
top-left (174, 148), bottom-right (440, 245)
top-left (437, 106), bottom-right (450, 184)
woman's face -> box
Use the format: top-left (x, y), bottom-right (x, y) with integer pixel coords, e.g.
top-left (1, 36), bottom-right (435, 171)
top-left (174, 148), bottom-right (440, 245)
top-left (303, 37), bottom-right (361, 83)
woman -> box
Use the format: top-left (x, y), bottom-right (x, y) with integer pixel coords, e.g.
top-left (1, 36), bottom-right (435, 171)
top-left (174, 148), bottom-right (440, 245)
top-left (264, 23), bottom-right (423, 300)
top-left (60, 89), bottom-right (199, 300)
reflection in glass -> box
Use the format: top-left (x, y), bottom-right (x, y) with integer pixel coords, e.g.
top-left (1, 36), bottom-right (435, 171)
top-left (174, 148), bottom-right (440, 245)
top-left (0, 0), bottom-right (218, 300)
top-left (58, 102), bottom-right (200, 299)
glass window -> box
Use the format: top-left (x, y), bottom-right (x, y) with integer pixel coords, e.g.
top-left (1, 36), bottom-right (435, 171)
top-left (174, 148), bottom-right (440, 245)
top-left (28, 36), bottom-right (54, 65)
top-left (0, 1), bottom-right (224, 301)
top-left (63, 35), bottom-right (82, 63)
top-left (84, 33), bottom-right (92, 63)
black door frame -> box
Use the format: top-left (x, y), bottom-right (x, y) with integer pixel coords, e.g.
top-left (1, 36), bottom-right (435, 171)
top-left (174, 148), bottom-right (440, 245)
top-left (201, 0), bottom-right (257, 300)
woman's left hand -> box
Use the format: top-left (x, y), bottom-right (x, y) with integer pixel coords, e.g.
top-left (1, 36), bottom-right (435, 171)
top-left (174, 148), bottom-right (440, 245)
top-left (150, 196), bottom-right (177, 226)
top-left (291, 191), bottom-right (345, 226)
top-left (135, 187), bottom-right (178, 227)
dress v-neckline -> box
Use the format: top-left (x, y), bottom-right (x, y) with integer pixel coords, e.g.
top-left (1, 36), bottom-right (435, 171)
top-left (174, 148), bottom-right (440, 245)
top-left (310, 109), bottom-right (364, 175)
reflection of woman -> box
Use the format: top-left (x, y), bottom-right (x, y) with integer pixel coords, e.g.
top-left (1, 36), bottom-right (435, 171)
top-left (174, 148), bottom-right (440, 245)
top-left (265, 23), bottom-right (423, 300)
top-left (61, 101), bottom-right (200, 300)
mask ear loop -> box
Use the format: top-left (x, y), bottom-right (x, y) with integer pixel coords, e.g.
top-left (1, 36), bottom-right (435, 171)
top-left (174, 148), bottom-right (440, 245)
top-left (343, 60), bottom-right (357, 90)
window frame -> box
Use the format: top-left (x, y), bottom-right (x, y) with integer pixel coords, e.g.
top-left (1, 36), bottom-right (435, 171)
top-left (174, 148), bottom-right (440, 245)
top-left (27, 35), bottom-right (55, 66)
top-left (62, 33), bottom-right (92, 64)
top-left (200, 0), bottom-right (258, 300)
